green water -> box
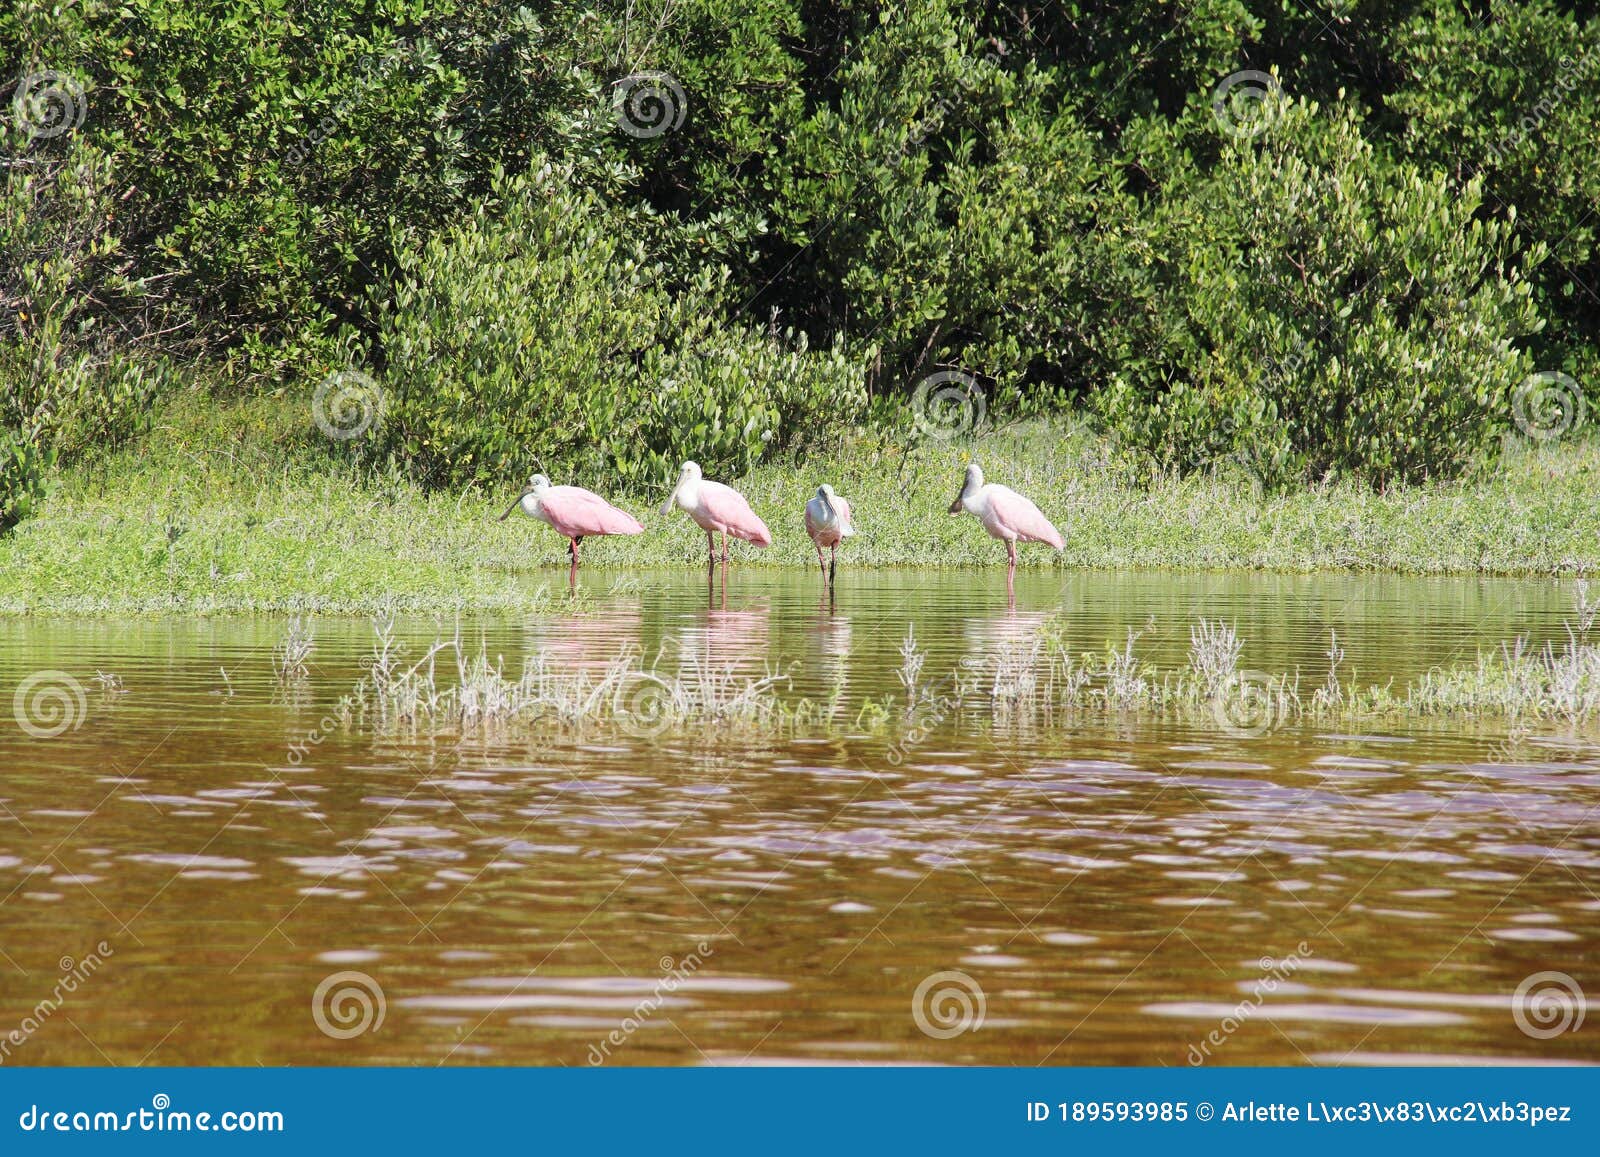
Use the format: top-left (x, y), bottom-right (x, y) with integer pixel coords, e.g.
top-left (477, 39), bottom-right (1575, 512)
top-left (0, 568), bottom-right (1596, 1066)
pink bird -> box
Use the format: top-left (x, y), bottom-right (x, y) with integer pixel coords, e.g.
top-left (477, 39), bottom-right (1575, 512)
top-left (947, 462), bottom-right (1064, 568)
top-left (499, 473), bottom-right (643, 564)
top-left (660, 461), bottom-right (772, 563)
top-left (804, 483), bottom-right (855, 586)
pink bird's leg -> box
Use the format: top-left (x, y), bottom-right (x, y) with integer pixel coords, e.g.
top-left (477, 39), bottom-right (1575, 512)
top-left (829, 544), bottom-right (837, 588)
top-left (1006, 538), bottom-right (1018, 569)
top-left (568, 537), bottom-right (581, 565)
top-left (720, 531), bottom-right (730, 563)
top-left (568, 556), bottom-right (579, 594)
top-left (706, 530), bottom-right (717, 566)
top-left (814, 542), bottom-right (827, 578)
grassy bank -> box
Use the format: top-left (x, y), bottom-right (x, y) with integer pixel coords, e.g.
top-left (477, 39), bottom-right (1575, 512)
top-left (2, 394), bottom-right (1599, 615)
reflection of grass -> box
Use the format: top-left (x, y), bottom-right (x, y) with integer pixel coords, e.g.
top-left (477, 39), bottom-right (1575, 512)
top-left (5, 392), bottom-right (1600, 613)
top-left (339, 605), bottom-right (1600, 746)
top-left (965, 608), bottom-right (1600, 730)
top-left (352, 619), bottom-right (799, 736)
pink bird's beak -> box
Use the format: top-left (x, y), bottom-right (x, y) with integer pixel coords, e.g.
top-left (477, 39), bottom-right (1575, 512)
top-left (498, 490), bottom-right (531, 522)
top-left (948, 489), bottom-right (964, 515)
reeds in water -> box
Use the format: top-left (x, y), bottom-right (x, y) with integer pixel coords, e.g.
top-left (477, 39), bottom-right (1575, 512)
top-left (335, 581), bottom-right (1600, 744)
top-left (272, 617), bottom-right (315, 681)
top-left (959, 588), bottom-right (1600, 734)
top-left (353, 618), bottom-right (793, 736)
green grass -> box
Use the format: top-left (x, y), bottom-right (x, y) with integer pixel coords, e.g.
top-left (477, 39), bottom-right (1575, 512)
top-left (3, 391), bottom-right (1600, 615)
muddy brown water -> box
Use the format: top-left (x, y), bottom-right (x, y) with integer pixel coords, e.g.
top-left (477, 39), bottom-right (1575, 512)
top-left (1, 569), bottom-right (1596, 1066)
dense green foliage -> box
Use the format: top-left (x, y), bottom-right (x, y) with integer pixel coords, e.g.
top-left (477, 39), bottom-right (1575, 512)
top-left (4, 0), bottom-right (1600, 520)
top-left (1097, 100), bottom-right (1545, 487)
top-left (1, 137), bottom-right (162, 524)
top-left (375, 163), bottom-right (866, 487)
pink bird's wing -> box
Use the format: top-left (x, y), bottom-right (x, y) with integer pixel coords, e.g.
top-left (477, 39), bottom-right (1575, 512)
top-left (832, 494), bottom-right (852, 532)
top-left (987, 487), bottom-right (1064, 549)
top-left (700, 481), bottom-right (772, 546)
top-left (542, 486), bottom-right (644, 538)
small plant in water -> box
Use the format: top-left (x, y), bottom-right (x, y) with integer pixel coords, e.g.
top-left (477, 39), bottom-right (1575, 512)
top-left (273, 617), bottom-right (315, 681)
top-left (1312, 631), bottom-right (1346, 711)
top-left (1103, 627), bottom-right (1152, 710)
top-left (896, 624), bottom-right (927, 703)
top-left (1189, 620), bottom-right (1242, 699)
top-left (1574, 579), bottom-right (1599, 635)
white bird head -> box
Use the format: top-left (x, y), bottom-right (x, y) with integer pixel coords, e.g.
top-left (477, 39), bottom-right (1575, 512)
top-left (499, 473), bottom-right (549, 522)
top-left (816, 484), bottom-right (855, 537)
top-left (949, 462), bottom-right (984, 514)
top-left (661, 461), bottom-right (702, 515)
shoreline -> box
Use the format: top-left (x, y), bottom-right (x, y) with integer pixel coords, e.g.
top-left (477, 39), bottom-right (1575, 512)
top-left (2, 401), bottom-right (1596, 616)
top-left (0, 560), bottom-right (1588, 619)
